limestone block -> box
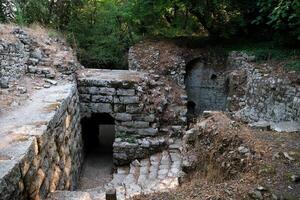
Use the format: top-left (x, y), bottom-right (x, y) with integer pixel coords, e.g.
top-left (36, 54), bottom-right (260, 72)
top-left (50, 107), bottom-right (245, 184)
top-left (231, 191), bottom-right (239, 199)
top-left (137, 128), bottom-right (158, 136)
top-left (126, 104), bottom-right (143, 113)
top-left (91, 95), bottom-right (113, 103)
top-left (115, 113), bottom-right (132, 121)
top-left (133, 114), bottom-right (156, 122)
top-left (121, 121), bottom-right (149, 128)
top-left (114, 96), bottom-right (139, 104)
top-left (114, 104), bottom-right (126, 113)
top-left (117, 89), bottom-right (135, 96)
top-left (98, 87), bottom-right (116, 95)
top-left (79, 94), bottom-right (90, 102)
top-left (86, 87), bottom-right (99, 94)
top-left (115, 126), bottom-right (137, 134)
top-left (90, 103), bottom-right (112, 113)
top-left (47, 191), bottom-right (92, 200)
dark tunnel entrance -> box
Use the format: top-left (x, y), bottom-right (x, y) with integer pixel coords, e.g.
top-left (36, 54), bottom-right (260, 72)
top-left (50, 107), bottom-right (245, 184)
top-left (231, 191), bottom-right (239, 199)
top-left (81, 113), bottom-right (115, 153)
top-left (78, 113), bottom-right (115, 190)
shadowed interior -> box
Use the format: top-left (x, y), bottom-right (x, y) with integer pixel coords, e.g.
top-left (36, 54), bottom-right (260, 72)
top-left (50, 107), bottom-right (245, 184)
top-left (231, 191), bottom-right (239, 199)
top-left (79, 113), bottom-right (115, 189)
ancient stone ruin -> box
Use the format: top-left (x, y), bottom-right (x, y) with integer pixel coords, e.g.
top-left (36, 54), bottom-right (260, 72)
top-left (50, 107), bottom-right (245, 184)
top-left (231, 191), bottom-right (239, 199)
top-left (0, 25), bottom-right (300, 200)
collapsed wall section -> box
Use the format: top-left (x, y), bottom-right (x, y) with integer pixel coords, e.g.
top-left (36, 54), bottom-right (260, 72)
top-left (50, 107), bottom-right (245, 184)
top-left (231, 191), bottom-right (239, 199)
top-left (0, 84), bottom-right (83, 200)
top-left (0, 25), bottom-right (81, 89)
top-left (228, 52), bottom-right (300, 127)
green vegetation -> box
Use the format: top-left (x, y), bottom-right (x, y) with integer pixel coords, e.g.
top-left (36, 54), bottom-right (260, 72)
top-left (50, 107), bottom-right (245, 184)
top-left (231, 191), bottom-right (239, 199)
top-left (285, 60), bottom-right (300, 72)
top-left (0, 0), bottom-right (299, 68)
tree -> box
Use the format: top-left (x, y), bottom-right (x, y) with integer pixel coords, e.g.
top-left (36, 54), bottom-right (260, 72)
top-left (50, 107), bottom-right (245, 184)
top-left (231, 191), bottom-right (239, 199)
top-left (253, 0), bottom-right (300, 43)
top-left (1, 0), bottom-right (17, 21)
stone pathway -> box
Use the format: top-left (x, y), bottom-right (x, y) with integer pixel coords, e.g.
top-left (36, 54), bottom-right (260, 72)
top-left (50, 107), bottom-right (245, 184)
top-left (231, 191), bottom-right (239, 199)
top-left (48, 146), bottom-right (183, 200)
top-left (78, 152), bottom-right (113, 190)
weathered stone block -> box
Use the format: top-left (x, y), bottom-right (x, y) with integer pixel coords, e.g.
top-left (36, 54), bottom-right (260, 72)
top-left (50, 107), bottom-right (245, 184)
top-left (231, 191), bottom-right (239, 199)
top-left (133, 114), bottom-right (156, 122)
top-left (91, 95), bottom-right (113, 103)
top-left (79, 94), bottom-right (91, 102)
top-left (90, 103), bottom-right (112, 113)
top-left (114, 104), bottom-right (126, 113)
top-left (121, 121), bottom-right (149, 128)
top-left (114, 96), bottom-right (139, 104)
top-left (117, 89), bottom-right (135, 96)
top-left (137, 128), bottom-right (158, 136)
top-left (115, 126), bottom-right (137, 134)
top-left (115, 113), bottom-right (132, 121)
top-left (98, 87), bottom-right (116, 95)
top-left (82, 87), bottom-right (98, 94)
top-left (126, 104), bottom-right (143, 113)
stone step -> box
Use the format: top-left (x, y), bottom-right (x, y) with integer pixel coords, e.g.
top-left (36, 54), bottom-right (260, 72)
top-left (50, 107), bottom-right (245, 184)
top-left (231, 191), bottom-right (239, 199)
top-left (47, 191), bottom-right (92, 200)
top-left (84, 187), bottom-right (106, 200)
top-left (112, 150), bottom-right (182, 199)
top-left (56, 150), bottom-right (183, 200)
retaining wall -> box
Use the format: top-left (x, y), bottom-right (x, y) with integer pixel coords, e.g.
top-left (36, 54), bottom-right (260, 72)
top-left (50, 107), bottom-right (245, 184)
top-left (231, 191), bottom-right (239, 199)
top-left (0, 84), bottom-right (83, 200)
top-left (228, 52), bottom-right (300, 123)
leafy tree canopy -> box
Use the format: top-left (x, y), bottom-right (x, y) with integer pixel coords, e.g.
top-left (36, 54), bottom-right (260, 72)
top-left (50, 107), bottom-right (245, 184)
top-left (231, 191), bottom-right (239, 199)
top-left (0, 0), bottom-right (299, 68)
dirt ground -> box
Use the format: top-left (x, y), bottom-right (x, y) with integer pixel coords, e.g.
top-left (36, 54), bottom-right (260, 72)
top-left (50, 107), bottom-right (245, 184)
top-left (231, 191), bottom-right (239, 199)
top-left (132, 113), bottom-right (300, 200)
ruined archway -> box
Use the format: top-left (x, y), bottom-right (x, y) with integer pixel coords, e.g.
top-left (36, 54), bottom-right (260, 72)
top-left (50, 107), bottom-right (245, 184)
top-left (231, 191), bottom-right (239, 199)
top-left (185, 58), bottom-right (229, 116)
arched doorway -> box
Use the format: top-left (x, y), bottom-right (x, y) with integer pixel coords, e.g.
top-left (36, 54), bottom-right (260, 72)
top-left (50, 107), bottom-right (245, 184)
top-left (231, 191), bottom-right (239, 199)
top-left (185, 58), bottom-right (228, 116)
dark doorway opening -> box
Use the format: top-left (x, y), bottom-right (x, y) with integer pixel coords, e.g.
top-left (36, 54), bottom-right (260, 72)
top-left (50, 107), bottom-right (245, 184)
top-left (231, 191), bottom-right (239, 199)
top-left (211, 74), bottom-right (217, 80)
top-left (79, 113), bottom-right (115, 190)
top-left (81, 113), bottom-right (115, 153)
top-left (187, 101), bottom-right (196, 126)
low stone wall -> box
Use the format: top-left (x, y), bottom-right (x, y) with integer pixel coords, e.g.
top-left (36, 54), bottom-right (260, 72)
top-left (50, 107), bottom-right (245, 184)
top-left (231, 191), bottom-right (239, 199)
top-left (228, 52), bottom-right (300, 123)
top-left (0, 84), bottom-right (83, 200)
top-left (0, 25), bottom-right (81, 89)
top-left (0, 29), bottom-right (29, 88)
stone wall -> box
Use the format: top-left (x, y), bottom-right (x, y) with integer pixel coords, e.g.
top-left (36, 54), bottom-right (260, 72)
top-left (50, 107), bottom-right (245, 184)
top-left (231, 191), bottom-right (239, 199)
top-left (77, 69), bottom-right (187, 165)
top-left (0, 84), bottom-right (83, 200)
top-left (128, 41), bottom-right (187, 87)
top-left (185, 59), bottom-right (229, 114)
top-left (0, 25), bottom-right (81, 89)
top-left (228, 52), bottom-right (300, 124)
top-left (0, 29), bottom-right (29, 88)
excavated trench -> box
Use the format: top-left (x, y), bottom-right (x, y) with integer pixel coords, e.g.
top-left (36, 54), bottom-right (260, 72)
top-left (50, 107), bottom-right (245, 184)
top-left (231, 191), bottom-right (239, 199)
top-left (78, 113), bottom-right (115, 190)
top-left (75, 58), bottom-right (232, 194)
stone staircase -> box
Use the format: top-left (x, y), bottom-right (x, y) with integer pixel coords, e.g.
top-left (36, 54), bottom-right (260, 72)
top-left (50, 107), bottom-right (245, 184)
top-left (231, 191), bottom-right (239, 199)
top-left (47, 145), bottom-right (183, 200)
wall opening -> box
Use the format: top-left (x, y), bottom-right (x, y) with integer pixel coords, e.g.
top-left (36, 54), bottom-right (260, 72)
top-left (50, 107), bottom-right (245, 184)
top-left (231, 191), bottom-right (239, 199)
top-left (78, 113), bottom-right (115, 190)
top-left (187, 101), bottom-right (196, 123)
top-left (211, 74), bottom-right (217, 80)
top-left (185, 58), bottom-right (229, 116)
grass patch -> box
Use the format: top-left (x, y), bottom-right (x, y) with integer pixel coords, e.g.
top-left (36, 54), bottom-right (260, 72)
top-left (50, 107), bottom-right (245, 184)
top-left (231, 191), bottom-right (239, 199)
top-left (258, 164), bottom-right (277, 175)
top-left (285, 60), bottom-right (300, 72)
top-left (222, 40), bottom-right (300, 62)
